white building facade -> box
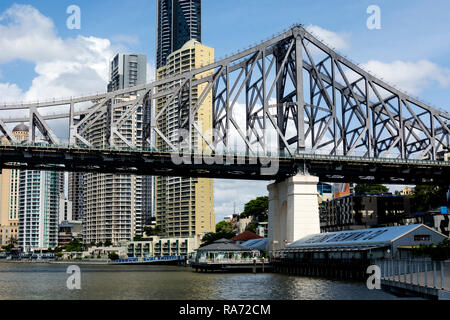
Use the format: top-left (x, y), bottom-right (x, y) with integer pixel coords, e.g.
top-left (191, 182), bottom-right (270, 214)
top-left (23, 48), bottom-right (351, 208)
top-left (18, 170), bottom-right (61, 252)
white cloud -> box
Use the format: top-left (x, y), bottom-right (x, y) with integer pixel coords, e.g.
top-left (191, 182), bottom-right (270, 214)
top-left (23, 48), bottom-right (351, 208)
top-left (361, 59), bottom-right (450, 95)
top-left (0, 4), bottom-right (139, 103)
top-left (305, 25), bottom-right (350, 51)
top-left (0, 82), bottom-right (23, 104)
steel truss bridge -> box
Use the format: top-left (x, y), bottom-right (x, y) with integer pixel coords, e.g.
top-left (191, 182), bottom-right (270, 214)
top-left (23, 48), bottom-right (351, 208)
top-left (0, 25), bottom-right (449, 184)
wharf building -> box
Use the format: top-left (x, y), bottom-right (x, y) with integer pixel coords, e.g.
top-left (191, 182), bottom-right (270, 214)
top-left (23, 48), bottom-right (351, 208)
top-left (71, 53), bottom-right (149, 245)
top-left (273, 224), bottom-right (448, 279)
top-left (155, 39), bottom-right (215, 238)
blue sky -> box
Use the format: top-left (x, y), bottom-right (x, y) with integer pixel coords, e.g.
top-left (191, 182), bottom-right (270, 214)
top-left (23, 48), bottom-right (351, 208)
top-left (0, 0), bottom-right (449, 222)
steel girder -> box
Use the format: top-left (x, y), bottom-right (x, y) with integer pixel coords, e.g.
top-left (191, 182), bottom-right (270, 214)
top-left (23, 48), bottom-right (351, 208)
top-left (0, 25), bottom-right (448, 161)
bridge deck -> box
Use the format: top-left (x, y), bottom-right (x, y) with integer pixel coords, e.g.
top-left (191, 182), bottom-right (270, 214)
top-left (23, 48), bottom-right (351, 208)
top-left (0, 144), bottom-right (448, 184)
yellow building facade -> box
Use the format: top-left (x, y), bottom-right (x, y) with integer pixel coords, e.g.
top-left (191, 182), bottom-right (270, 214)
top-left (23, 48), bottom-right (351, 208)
top-left (0, 124), bottom-right (29, 245)
top-left (155, 40), bottom-right (215, 238)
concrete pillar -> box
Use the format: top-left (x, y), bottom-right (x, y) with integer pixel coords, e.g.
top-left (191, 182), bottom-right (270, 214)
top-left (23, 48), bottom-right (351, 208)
top-left (268, 173), bottom-right (320, 252)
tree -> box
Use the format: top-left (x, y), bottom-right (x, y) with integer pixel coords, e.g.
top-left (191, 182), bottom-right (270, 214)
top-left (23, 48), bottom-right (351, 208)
top-left (412, 185), bottom-right (448, 212)
top-left (144, 226), bottom-right (162, 236)
top-left (104, 240), bottom-right (112, 247)
top-left (241, 196), bottom-right (268, 220)
top-left (1, 244), bottom-right (13, 252)
top-left (108, 252), bottom-right (119, 261)
top-left (245, 222), bottom-right (258, 233)
top-left (65, 239), bottom-right (83, 252)
top-left (216, 221), bottom-right (232, 233)
top-left (200, 231), bottom-right (236, 247)
top-left (354, 184), bottom-right (389, 194)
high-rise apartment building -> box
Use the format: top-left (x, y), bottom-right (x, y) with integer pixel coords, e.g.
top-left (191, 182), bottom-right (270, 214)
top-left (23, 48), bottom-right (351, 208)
top-left (81, 97), bottom-right (144, 244)
top-left (68, 172), bottom-right (83, 221)
top-left (18, 168), bottom-right (61, 252)
top-left (73, 53), bottom-right (149, 244)
top-left (107, 53), bottom-right (147, 92)
top-left (155, 40), bottom-right (215, 238)
top-left (157, 0), bottom-right (201, 69)
top-left (0, 124), bottom-right (29, 246)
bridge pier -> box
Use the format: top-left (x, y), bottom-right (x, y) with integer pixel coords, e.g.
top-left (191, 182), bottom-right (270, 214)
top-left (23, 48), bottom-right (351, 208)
top-left (268, 173), bottom-right (320, 252)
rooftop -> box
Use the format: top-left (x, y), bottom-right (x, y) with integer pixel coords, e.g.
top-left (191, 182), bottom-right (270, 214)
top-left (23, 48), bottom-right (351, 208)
top-left (196, 239), bottom-right (253, 252)
top-left (230, 231), bottom-right (263, 242)
top-left (287, 224), bottom-right (443, 249)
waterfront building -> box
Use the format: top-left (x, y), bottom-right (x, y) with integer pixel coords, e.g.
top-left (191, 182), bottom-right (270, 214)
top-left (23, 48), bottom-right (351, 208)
top-left (107, 53), bottom-right (147, 92)
top-left (155, 39), bottom-right (215, 238)
top-left (320, 193), bottom-right (412, 232)
top-left (192, 239), bottom-right (263, 272)
top-left (127, 235), bottom-right (201, 258)
top-left (283, 224), bottom-right (448, 260)
top-left (0, 124), bottom-right (29, 246)
top-left (18, 166), bottom-right (61, 252)
top-left (157, 0), bottom-right (201, 69)
top-left (240, 238), bottom-right (268, 253)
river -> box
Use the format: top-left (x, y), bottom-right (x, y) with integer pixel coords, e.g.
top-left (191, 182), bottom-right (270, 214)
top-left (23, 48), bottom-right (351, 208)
top-left (0, 263), bottom-right (417, 300)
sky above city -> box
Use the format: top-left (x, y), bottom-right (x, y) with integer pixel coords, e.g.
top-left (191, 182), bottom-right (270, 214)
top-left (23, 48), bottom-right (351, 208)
top-left (0, 0), bottom-right (449, 222)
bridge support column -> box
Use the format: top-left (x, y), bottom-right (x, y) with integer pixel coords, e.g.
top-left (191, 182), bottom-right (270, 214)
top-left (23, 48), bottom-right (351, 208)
top-left (268, 173), bottom-right (320, 253)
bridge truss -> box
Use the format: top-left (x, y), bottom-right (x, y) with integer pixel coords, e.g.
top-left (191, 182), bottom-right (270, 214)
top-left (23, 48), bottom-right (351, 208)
top-left (0, 25), bottom-right (449, 183)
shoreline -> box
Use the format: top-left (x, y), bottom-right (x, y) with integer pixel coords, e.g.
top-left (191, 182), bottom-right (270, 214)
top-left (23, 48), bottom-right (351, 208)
top-left (0, 260), bottom-right (110, 265)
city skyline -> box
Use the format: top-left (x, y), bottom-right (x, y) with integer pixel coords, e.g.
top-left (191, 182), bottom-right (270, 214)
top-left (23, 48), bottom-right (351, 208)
top-left (0, 0), bottom-right (449, 222)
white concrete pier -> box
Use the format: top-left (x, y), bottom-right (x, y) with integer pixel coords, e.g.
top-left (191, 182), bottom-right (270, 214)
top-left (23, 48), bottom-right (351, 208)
top-left (268, 174), bottom-right (320, 252)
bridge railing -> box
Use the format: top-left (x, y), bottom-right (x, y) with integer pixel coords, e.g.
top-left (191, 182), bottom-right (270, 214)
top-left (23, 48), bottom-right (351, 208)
top-left (374, 259), bottom-right (449, 291)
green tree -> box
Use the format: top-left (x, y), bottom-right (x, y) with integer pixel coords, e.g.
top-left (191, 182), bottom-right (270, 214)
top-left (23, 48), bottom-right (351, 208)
top-left (200, 231), bottom-right (236, 247)
top-left (108, 252), bottom-right (119, 261)
top-left (1, 244), bottom-right (13, 252)
top-left (104, 240), bottom-right (112, 247)
top-left (245, 222), bottom-right (258, 233)
top-left (412, 185), bottom-right (448, 212)
top-left (354, 184), bottom-right (389, 194)
top-left (144, 226), bottom-right (162, 236)
top-left (133, 235), bottom-right (143, 241)
top-left (65, 239), bottom-right (83, 252)
top-left (216, 221), bottom-right (232, 233)
top-left (241, 196), bottom-right (268, 220)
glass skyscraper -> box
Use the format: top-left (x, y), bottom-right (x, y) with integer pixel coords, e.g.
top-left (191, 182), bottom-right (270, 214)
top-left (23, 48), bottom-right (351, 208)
top-left (156, 0), bottom-right (202, 69)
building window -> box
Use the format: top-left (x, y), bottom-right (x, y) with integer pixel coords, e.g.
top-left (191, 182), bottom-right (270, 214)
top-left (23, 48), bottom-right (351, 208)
top-left (414, 235), bottom-right (431, 241)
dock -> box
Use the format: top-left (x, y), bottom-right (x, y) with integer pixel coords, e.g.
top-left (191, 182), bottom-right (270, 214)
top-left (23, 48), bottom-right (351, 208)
top-left (110, 255), bottom-right (186, 265)
top-left (191, 260), bottom-right (271, 273)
